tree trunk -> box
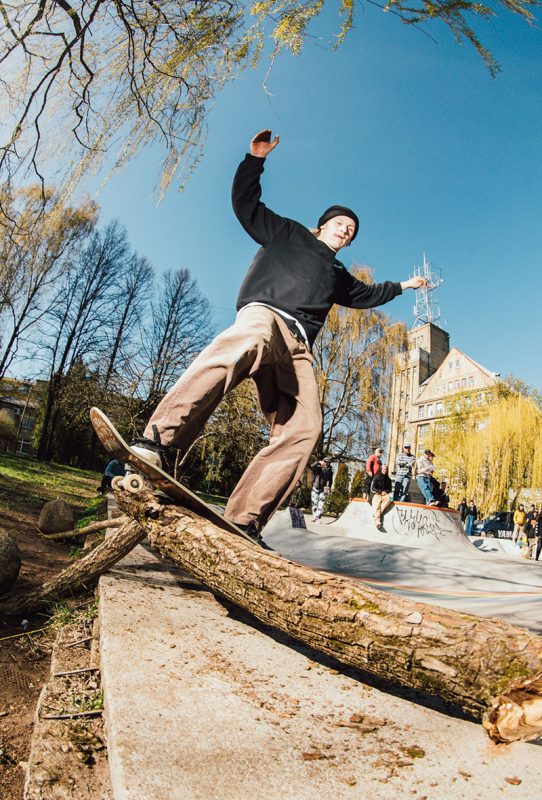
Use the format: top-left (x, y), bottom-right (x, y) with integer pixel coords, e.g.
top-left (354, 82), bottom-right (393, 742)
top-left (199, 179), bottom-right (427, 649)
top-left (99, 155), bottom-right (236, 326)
top-left (114, 488), bottom-right (542, 745)
top-left (0, 518), bottom-right (144, 615)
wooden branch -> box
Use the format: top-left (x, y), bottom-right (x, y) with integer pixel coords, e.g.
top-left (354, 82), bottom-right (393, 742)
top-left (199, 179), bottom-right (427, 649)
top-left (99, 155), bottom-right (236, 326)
top-left (40, 515), bottom-right (128, 540)
top-left (0, 518), bottom-right (145, 615)
top-left (115, 487), bottom-right (542, 745)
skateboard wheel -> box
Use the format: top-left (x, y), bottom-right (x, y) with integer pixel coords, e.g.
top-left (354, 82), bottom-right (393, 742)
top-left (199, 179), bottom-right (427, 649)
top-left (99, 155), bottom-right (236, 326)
top-left (111, 476), bottom-right (124, 490)
top-left (124, 473), bottom-right (145, 494)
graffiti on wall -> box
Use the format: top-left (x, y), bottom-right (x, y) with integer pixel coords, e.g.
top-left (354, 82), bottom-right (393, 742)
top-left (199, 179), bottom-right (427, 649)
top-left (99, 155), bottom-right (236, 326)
top-left (390, 506), bottom-right (458, 542)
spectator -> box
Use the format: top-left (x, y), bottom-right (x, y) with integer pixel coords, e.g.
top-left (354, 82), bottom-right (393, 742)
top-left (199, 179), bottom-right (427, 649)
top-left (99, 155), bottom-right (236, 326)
top-left (439, 481), bottom-right (450, 508)
top-left (98, 459), bottom-right (125, 494)
top-left (534, 509), bottom-right (542, 561)
top-left (525, 504), bottom-right (537, 537)
top-left (415, 449), bottom-right (437, 506)
top-left (457, 498), bottom-right (468, 524)
top-left (393, 444), bottom-right (415, 502)
top-left (512, 504), bottom-right (526, 545)
top-left (288, 480), bottom-right (307, 529)
top-left (465, 500), bottom-right (478, 536)
top-left (371, 465), bottom-right (392, 530)
top-left (364, 447), bottom-right (383, 498)
top-left (310, 457), bottom-right (333, 524)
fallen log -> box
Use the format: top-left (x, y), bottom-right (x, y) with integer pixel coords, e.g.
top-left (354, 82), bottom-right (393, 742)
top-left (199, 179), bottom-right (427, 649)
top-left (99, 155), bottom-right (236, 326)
top-left (0, 518), bottom-right (145, 615)
top-left (40, 516), bottom-right (128, 540)
top-left (115, 487), bottom-right (542, 745)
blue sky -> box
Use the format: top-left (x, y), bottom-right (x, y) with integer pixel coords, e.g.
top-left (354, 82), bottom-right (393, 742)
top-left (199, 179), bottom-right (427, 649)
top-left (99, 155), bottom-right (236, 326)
top-left (85, 5), bottom-right (541, 390)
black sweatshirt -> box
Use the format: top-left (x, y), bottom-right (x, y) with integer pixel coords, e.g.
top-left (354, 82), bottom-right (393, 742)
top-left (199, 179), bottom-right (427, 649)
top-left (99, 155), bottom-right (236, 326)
top-left (232, 154), bottom-right (402, 347)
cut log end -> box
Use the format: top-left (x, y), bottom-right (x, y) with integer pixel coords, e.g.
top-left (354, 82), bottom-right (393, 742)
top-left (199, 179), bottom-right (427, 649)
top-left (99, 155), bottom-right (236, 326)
top-left (483, 672), bottom-right (542, 744)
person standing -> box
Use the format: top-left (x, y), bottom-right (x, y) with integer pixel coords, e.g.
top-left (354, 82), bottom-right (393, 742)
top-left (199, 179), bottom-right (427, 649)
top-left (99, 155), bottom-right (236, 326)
top-left (534, 509), bottom-right (542, 561)
top-left (310, 457), bottom-right (333, 523)
top-left (439, 481), bottom-right (450, 508)
top-left (465, 500), bottom-right (478, 536)
top-left (512, 504), bottom-right (526, 546)
top-left (129, 130), bottom-right (427, 545)
top-left (415, 449), bottom-right (437, 505)
top-left (371, 465), bottom-right (392, 530)
top-left (364, 447), bottom-right (383, 499)
top-left (457, 498), bottom-right (468, 525)
top-left (393, 444), bottom-right (415, 502)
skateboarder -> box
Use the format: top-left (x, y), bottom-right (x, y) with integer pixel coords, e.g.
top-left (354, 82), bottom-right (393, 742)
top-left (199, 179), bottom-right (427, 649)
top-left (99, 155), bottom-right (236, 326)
top-left (131, 129), bottom-right (427, 545)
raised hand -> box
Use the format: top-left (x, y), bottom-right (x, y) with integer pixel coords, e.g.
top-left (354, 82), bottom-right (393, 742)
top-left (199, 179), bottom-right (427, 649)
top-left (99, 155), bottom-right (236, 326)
top-left (250, 129), bottom-right (280, 158)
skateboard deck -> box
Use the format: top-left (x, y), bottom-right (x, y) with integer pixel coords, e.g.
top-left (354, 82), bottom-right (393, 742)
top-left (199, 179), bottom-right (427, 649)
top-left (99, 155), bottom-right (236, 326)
top-left (90, 407), bottom-right (259, 545)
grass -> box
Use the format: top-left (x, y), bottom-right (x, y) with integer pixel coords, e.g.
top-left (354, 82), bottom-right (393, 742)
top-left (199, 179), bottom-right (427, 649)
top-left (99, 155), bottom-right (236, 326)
top-left (0, 451), bottom-right (102, 516)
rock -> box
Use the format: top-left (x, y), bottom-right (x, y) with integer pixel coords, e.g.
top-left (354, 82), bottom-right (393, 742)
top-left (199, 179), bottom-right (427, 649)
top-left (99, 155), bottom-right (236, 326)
top-left (0, 530), bottom-right (21, 595)
top-left (38, 499), bottom-right (75, 534)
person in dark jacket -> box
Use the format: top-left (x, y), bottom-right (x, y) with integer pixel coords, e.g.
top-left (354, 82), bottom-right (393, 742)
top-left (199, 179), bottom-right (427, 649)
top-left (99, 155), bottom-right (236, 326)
top-left (457, 498), bottom-right (468, 524)
top-left (310, 458), bottom-right (333, 523)
top-left (371, 465), bottom-right (392, 530)
top-left (465, 500), bottom-right (478, 536)
top-left (98, 459), bottom-right (125, 494)
top-left (130, 130), bottom-right (426, 544)
top-left (534, 510), bottom-right (542, 561)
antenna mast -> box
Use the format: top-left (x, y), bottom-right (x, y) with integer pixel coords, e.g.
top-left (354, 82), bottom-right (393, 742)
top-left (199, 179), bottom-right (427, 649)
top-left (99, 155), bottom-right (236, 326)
top-left (412, 253), bottom-right (443, 328)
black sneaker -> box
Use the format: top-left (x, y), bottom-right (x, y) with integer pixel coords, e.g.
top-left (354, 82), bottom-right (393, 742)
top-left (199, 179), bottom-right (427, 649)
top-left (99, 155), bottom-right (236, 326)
top-left (237, 521), bottom-right (273, 551)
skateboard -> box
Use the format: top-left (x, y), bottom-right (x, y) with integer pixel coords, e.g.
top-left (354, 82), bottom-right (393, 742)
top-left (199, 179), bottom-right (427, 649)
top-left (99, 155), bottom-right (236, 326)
top-left (90, 407), bottom-right (260, 546)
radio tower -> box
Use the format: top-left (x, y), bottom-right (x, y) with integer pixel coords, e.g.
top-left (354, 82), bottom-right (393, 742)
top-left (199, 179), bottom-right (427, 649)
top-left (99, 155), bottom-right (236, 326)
top-left (412, 253), bottom-right (443, 328)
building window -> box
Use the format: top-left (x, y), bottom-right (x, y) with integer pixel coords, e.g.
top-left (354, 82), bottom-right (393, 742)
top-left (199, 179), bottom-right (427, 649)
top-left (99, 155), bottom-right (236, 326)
top-left (461, 378), bottom-right (466, 387)
top-left (445, 401), bottom-right (452, 413)
top-left (448, 381), bottom-right (453, 391)
top-left (455, 380), bottom-right (460, 389)
top-left (427, 404), bottom-right (434, 418)
top-left (418, 406), bottom-right (425, 419)
top-left (435, 402), bottom-right (442, 415)
top-left (456, 359), bottom-right (460, 368)
top-left (448, 362), bottom-right (453, 371)
top-left (468, 376), bottom-right (474, 387)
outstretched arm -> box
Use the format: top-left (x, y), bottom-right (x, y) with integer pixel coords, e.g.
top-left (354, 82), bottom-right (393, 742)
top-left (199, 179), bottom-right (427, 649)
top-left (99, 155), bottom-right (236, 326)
top-left (232, 129), bottom-right (285, 245)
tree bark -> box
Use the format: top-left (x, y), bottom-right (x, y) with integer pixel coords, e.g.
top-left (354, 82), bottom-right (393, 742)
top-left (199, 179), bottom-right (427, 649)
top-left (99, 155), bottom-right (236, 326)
top-left (40, 516), bottom-right (128, 540)
top-left (114, 488), bottom-right (542, 745)
top-left (0, 518), bottom-right (144, 615)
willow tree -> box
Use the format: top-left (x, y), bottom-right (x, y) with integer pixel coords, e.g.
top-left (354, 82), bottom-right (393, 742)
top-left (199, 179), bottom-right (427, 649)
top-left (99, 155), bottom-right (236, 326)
top-left (313, 265), bottom-right (407, 462)
top-left (428, 384), bottom-right (542, 513)
top-left (0, 0), bottom-right (539, 199)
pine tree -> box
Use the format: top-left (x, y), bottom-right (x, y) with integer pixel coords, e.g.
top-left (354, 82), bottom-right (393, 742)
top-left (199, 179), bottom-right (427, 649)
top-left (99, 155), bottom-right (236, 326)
top-left (325, 463), bottom-right (350, 517)
top-left (350, 468), bottom-right (365, 499)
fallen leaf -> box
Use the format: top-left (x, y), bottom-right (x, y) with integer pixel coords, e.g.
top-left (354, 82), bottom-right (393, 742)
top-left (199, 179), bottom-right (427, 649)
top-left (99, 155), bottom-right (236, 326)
top-left (504, 776), bottom-right (522, 786)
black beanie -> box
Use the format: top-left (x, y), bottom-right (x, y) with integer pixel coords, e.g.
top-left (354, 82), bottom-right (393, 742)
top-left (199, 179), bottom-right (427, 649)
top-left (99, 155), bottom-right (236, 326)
top-left (317, 206), bottom-right (359, 241)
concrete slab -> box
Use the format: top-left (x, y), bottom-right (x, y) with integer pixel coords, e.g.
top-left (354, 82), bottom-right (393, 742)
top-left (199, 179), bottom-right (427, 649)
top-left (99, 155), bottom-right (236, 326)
top-left (99, 544), bottom-right (542, 800)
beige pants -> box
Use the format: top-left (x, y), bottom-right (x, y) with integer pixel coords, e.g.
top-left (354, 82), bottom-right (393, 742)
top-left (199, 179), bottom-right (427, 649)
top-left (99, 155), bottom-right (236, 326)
top-left (144, 306), bottom-right (321, 528)
top-left (372, 493), bottom-right (391, 525)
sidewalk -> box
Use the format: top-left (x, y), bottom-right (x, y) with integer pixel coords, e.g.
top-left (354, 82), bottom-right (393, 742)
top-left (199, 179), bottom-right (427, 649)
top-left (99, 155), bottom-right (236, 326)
top-left (98, 541), bottom-right (542, 800)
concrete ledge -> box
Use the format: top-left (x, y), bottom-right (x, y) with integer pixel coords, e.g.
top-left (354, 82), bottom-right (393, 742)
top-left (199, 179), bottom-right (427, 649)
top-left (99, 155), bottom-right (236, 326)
top-left (98, 544), bottom-right (541, 800)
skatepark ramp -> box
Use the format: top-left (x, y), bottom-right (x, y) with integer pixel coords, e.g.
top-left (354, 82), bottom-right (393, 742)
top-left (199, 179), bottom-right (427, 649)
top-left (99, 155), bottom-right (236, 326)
top-left (329, 499), bottom-right (480, 555)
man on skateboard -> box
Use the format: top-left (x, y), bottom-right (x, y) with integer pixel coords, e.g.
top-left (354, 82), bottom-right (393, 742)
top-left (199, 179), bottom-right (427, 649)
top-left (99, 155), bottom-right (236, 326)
top-left (132, 129), bottom-right (427, 545)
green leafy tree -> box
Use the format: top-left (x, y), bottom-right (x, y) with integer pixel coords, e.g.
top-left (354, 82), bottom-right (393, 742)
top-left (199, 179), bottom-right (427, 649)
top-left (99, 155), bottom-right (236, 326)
top-left (350, 468), bottom-right (365, 499)
top-left (182, 381), bottom-right (269, 495)
top-left (0, 0), bottom-right (538, 196)
top-left (325, 462), bottom-right (350, 516)
top-left (0, 409), bottom-right (17, 450)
